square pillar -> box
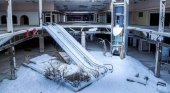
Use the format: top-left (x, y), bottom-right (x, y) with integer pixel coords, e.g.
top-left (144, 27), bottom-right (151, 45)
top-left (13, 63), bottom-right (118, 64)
top-left (39, 35), bottom-right (44, 53)
top-left (39, 0), bottom-right (43, 27)
top-left (81, 31), bottom-right (86, 48)
top-left (10, 44), bottom-right (17, 80)
top-left (155, 0), bottom-right (166, 77)
top-left (7, 0), bottom-right (13, 33)
top-left (7, 0), bottom-right (17, 80)
top-left (155, 43), bottom-right (162, 77)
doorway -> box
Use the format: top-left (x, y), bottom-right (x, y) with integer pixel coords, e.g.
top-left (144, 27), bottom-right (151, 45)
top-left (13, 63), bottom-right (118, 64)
top-left (150, 13), bottom-right (170, 26)
top-left (20, 15), bottom-right (29, 25)
top-left (107, 12), bottom-right (111, 23)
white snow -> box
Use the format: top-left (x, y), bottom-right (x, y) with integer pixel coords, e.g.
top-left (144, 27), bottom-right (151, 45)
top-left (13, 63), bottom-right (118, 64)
top-left (29, 54), bottom-right (81, 77)
top-left (0, 51), bottom-right (169, 93)
top-left (88, 28), bottom-right (97, 32)
top-left (30, 54), bottom-right (56, 63)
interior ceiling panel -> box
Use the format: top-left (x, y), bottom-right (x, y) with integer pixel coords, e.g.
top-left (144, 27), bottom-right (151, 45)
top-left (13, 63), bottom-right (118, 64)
top-left (0, 0), bottom-right (112, 12)
top-left (54, 0), bottom-right (112, 12)
top-left (0, 0), bottom-right (141, 10)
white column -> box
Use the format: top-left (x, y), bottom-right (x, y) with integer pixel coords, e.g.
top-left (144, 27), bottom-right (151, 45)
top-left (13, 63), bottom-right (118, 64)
top-left (95, 13), bottom-right (98, 22)
top-left (90, 34), bottom-right (94, 41)
top-left (50, 12), bottom-right (53, 23)
top-left (121, 0), bottom-right (129, 58)
top-left (138, 39), bottom-right (143, 51)
top-left (111, 0), bottom-right (114, 53)
top-left (38, 0), bottom-right (44, 52)
top-left (155, 43), bottom-right (162, 77)
top-left (63, 14), bottom-right (67, 22)
top-left (93, 13), bottom-right (96, 22)
top-left (158, 0), bottom-right (166, 35)
top-left (7, 0), bottom-right (13, 33)
top-left (81, 31), bottom-right (86, 48)
top-left (58, 14), bottom-right (61, 22)
top-left (7, 0), bottom-right (17, 80)
top-left (39, 0), bottom-right (43, 27)
top-left (155, 0), bottom-right (166, 77)
top-left (65, 14), bottom-right (67, 22)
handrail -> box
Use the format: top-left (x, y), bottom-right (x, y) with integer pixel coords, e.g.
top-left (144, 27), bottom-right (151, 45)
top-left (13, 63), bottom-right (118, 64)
top-left (52, 24), bottom-right (109, 74)
top-left (0, 36), bottom-right (12, 46)
top-left (103, 64), bottom-right (113, 73)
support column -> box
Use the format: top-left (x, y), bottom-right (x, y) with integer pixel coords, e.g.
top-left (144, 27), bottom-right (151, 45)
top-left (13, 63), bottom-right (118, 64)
top-left (94, 13), bottom-right (97, 22)
top-left (110, 0), bottom-right (114, 53)
top-left (50, 12), bottom-right (53, 23)
top-left (7, 0), bottom-right (17, 80)
top-left (65, 14), bottom-right (67, 22)
top-left (93, 13), bottom-right (96, 22)
top-left (63, 14), bottom-right (66, 22)
top-left (124, 0), bottom-right (129, 54)
top-left (138, 39), bottom-right (143, 52)
top-left (81, 31), bottom-right (86, 48)
top-left (148, 43), bottom-right (151, 53)
top-left (132, 38), bottom-right (137, 47)
top-left (10, 44), bottom-right (17, 80)
top-left (104, 12), bottom-right (107, 23)
top-left (121, 0), bottom-right (129, 59)
top-left (90, 34), bottom-right (94, 41)
top-left (155, 0), bottom-right (166, 77)
top-left (39, 35), bottom-right (44, 53)
top-left (7, 0), bottom-right (13, 33)
top-left (58, 14), bottom-right (61, 22)
top-left (155, 43), bottom-right (162, 77)
top-left (39, 0), bottom-right (43, 27)
top-left (39, 0), bottom-right (44, 53)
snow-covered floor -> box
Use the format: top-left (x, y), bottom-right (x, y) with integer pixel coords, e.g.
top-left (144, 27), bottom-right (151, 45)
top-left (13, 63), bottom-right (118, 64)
top-left (128, 47), bottom-right (170, 90)
top-left (0, 50), bottom-right (170, 93)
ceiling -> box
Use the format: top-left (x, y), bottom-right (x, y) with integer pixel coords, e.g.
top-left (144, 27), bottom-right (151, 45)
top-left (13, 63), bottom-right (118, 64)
top-left (0, 0), bottom-right (147, 12)
top-left (53, 0), bottom-right (112, 12)
top-left (0, 0), bottom-right (112, 12)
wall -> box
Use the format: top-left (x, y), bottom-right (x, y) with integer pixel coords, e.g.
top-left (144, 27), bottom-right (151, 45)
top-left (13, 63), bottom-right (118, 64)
top-left (130, 0), bottom-right (170, 11)
top-left (0, 1), bottom-right (56, 26)
top-left (130, 8), bottom-right (170, 26)
top-left (131, 11), bottom-right (150, 25)
top-left (0, 2), bottom-right (55, 12)
top-left (129, 0), bottom-right (170, 26)
top-left (0, 12), bottom-right (39, 26)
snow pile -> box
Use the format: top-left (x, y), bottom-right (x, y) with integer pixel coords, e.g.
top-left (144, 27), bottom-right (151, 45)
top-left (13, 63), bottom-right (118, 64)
top-left (26, 54), bottom-right (96, 91)
top-left (0, 51), bottom-right (170, 93)
top-left (30, 54), bottom-right (56, 63)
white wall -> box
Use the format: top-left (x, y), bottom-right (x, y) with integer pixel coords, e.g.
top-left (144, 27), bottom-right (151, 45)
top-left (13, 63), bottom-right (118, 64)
top-left (130, 0), bottom-right (170, 11)
top-left (0, 1), bottom-right (58, 26)
top-left (0, 2), bottom-right (55, 12)
top-left (0, 12), bottom-right (39, 26)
